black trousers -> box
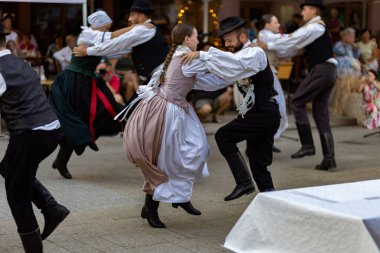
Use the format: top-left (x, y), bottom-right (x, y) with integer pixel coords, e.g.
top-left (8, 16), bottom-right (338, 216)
top-left (215, 101), bottom-right (280, 191)
top-left (290, 62), bottom-right (337, 133)
top-left (0, 129), bottom-right (59, 233)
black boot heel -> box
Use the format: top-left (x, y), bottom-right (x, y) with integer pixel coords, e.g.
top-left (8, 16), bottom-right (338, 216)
top-left (141, 195), bottom-right (166, 228)
top-left (171, 201), bottom-right (201, 215)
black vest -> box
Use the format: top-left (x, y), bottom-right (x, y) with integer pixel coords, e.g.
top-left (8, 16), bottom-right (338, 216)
top-left (0, 54), bottom-right (57, 134)
top-left (131, 27), bottom-right (169, 80)
top-left (237, 60), bottom-right (277, 112)
top-left (304, 24), bottom-right (334, 69)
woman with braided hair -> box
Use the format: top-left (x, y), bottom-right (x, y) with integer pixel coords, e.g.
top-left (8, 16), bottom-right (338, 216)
top-left (118, 23), bottom-right (229, 228)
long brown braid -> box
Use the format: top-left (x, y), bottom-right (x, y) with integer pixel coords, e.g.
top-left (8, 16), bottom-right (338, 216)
top-left (159, 23), bottom-right (194, 84)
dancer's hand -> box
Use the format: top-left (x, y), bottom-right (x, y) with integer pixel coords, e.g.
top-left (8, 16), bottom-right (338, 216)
top-left (140, 23), bottom-right (154, 29)
top-left (180, 51), bottom-right (200, 64)
top-left (73, 45), bottom-right (88, 57)
top-left (248, 42), bottom-right (259, 47)
top-left (256, 41), bottom-right (268, 50)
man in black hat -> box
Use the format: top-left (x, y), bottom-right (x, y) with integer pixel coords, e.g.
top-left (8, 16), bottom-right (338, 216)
top-left (182, 16), bottom-right (280, 201)
top-left (258, 0), bottom-right (338, 170)
top-left (0, 32), bottom-right (69, 252)
top-left (74, 0), bottom-right (169, 100)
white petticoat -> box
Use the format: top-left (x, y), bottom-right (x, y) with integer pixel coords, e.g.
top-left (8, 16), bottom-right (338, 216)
top-left (153, 102), bottom-right (210, 203)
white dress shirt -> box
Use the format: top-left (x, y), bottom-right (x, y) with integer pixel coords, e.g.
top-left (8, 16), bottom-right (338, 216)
top-left (0, 49), bottom-right (60, 130)
top-left (53, 46), bottom-right (72, 70)
top-left (267, 16), bottom-right (337, 65)
top-left (87, 20), bottom-right (156, 57)
top-left (5, 31), bottom-right (17, 43)
top-left (147, 44), bottom-right (268, 91)
top-left (187, 42), bottom-right (268, 83)
top-left (258, 29), bottom-right (299, 58)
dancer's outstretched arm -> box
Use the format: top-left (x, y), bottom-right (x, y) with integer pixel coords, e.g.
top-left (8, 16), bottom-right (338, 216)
top-left (74, 23), bottom-right (155, 57)
top-left (181, 46), bottom-right (267, 83)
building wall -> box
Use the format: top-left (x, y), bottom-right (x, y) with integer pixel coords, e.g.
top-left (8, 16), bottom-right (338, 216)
top-left (367, 0), bottom-right (380, 37)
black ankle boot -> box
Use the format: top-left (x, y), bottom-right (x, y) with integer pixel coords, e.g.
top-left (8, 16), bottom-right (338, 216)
top-left (32, 180), bottom-right (70, 240)
top-left (141, 194), bottom-right (166, 228)
top-left (52, 144), bottom-right (73, 179)
top-left (172, 201), bottom-right (201, 215)
top-left (223, 152), bottom-right (255, 201)
top-left (291, 122), bottom-right (315, 158)
top-left (19, 228), bottom-right (43, 253)
top-left (315, 132), bottom-right (337, 170)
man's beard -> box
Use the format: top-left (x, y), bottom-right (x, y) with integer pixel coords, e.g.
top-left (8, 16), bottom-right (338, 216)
top-left (228, 41), bottom-right (244, 53)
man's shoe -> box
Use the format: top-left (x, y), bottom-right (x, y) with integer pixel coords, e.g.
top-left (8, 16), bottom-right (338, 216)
top-left (224, 181), bottom-right (255, 201)
top-left (291, 146), bottom-right (315, 158)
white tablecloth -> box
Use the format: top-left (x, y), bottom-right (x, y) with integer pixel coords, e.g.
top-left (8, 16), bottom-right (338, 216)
top-left (224, 180), bottom-right (380, 253)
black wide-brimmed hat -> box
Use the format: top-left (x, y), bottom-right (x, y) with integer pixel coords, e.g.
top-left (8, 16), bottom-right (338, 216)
top-left (218, 16), bottom-right (247, 37)
top-left (129, 0), bottom-right (155, 14)
top-left (300, 0), bottom-right (325, 10)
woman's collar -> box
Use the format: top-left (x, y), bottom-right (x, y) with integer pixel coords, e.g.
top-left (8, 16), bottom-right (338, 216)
top-left (174, 45), bottom-right (191, 57)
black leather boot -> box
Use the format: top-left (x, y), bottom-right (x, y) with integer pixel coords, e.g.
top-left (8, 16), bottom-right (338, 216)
top-left (19, 228), bottom-right (43, 253)
top-left (32, 180), bottom-right (70, 240)
top-left (291, 122), bottom-right (316, 158)
top-left (52, 144), bottom-right (73, 179)
top-left (315, 132), bottom-right (337, 170)
top-left (172, 201), bottom-right (201, 215)
top-left (141, 194), bottom-right (166, 228)
top-left (224, 151), bottom-right (255, 201)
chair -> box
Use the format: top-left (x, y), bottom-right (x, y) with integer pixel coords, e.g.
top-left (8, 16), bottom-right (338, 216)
top-left (277, 62), bottom-right (294, 114)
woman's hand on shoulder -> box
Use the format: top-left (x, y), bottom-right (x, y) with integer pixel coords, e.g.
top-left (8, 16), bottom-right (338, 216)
top-left (73, 44), bottom-right (88, 57)
top-left (180, 51), bottom-right (200, 65)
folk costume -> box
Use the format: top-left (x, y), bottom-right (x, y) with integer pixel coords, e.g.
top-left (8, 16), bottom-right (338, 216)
top-left (215, 22), bottom-right (279, 199)
top-left (117, 45), bottom-right (229, 227)
top-left (267, 0), bottom-right (338, 170)
top-left (85, 1), bottom-right (169, 87)
top-left (187, 16), bottom-right (280, 200)
top-left (0, 42), bottom-right (69, 252)
top-left (49, 11), bottom-right (124, 179)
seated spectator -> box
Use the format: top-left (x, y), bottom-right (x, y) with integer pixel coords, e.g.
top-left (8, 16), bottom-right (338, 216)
top-left (357, 29), bottom-right (379, 72)
top-left (46, 35), bottom-right (64, 74)
top-left (330, 28), bottom-right (362, 116)
top-left (19, 33), bottom-right (37, 58)
top-left (334, 27), bottom-right (361, 77)
top-left (53, 34), bottom-right (76, 71)
top-left (96, 58), bottom-right (124, 105)
top-left (115, 53), bottom-right (140, 102)
top-left (358, 69), bottom-right (380, 129)
top-left (193, 87), bottom-right (233, 123)
top-left (6, 40), bottom-right (21, 57)
top-left (1, 13), bottom-right (18, 44)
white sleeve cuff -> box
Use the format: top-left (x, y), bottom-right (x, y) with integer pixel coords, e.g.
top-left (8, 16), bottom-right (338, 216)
top-left (199, 51), bottom-right (211, 61)
top-left (87, 47), bottom-right (95, 56)
top-left (267, 42), bottom-right (274, 50)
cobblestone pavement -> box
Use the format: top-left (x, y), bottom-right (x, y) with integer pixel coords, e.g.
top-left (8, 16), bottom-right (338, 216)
top-left (1, 114), bottom-right (379, 252)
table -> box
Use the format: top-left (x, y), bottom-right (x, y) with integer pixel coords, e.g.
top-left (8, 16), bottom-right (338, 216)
top-left (41, 79), bottom-right (53, 96)
top-left (224, 180), bottom-right (380, 253)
